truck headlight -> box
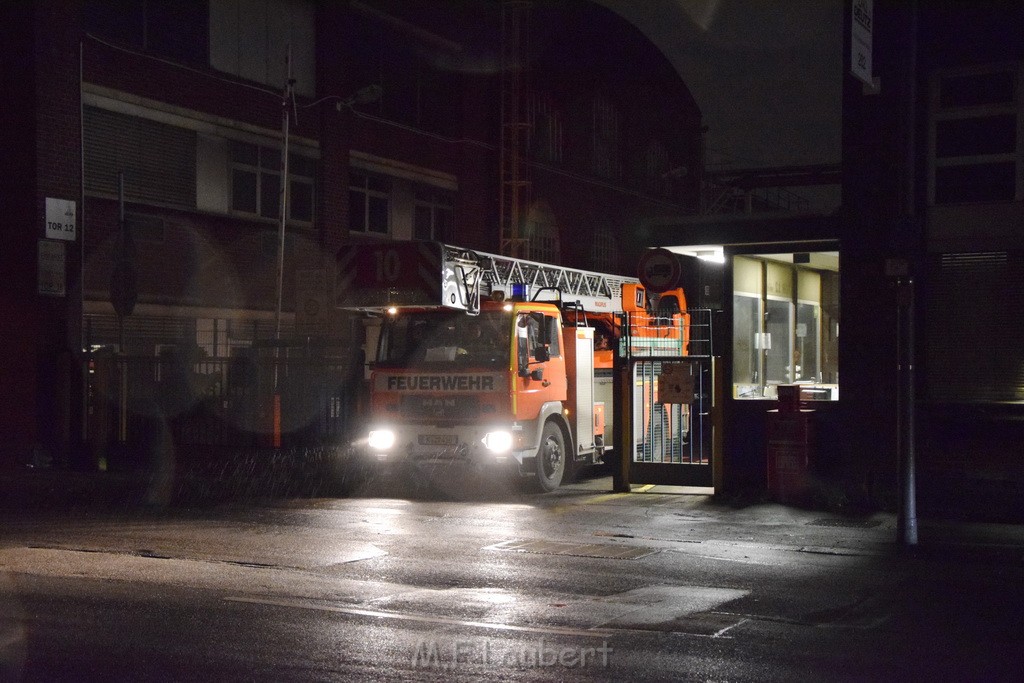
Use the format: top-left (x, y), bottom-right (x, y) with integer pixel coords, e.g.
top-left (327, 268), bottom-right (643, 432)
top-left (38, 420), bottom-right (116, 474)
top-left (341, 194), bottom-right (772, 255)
top-left (368, 429), bottom-right (396, 451)
top-left (482, 430), bottom-right (513, 453)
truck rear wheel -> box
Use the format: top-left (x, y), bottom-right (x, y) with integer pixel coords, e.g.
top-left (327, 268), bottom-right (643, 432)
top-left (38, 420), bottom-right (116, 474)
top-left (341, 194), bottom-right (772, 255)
top-left (533, 421), bottom-right (565, 492)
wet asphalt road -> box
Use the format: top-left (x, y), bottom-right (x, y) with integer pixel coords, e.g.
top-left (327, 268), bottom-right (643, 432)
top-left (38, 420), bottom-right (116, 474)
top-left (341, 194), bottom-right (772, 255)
top-left (2, 466), bottom-right (1024, 681)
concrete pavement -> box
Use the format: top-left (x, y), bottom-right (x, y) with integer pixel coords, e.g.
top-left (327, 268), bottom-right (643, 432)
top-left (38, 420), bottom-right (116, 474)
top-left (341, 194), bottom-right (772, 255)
top-left (3, 462), bottom-right (1024, 566)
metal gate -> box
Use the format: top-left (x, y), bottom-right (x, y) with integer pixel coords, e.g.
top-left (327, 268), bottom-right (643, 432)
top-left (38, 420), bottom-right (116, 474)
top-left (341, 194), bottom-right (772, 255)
top-left (619, 310), bottom-right (718, 488)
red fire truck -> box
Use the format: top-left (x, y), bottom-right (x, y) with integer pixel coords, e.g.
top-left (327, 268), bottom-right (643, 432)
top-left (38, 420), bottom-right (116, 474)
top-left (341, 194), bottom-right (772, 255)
top-left (336, 241), bottom-right (689, 491)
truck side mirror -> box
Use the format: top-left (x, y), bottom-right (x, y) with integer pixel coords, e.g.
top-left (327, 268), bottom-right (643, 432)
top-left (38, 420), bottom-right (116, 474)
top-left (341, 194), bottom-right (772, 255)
top-left (530, 368), bottom-right (544, 381)
top-left (517, 337), bottom-right (530, 377)
top-left (534, 346), bottom-right (550, 362)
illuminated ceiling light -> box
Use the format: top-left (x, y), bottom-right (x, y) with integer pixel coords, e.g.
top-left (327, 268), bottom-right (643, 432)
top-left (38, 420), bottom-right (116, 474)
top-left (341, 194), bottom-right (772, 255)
top-left (696, 249), bottom-right (725, 264)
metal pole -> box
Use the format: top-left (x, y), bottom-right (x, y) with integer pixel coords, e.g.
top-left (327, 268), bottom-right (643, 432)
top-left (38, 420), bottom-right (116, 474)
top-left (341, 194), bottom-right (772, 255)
top-left (117, 172), bottom-right (125, 353)
top-left (80, 39), bottom-right (88, 445)
top-left (273, 46), bottom-right (294, 403)
top-left (274, 44), bottom-right (293, 350)
top-left (896, 1), bottom-right (919, 547)
top-left (897, 277), bottom-right (918, 544)
top-left (612, 313), bottom-right (632, 492)
top-left (116, 172), bottom-right (127, 450)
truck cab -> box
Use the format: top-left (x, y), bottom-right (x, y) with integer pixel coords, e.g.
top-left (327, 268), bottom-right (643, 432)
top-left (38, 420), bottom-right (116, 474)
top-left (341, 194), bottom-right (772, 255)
top-left (364, 299), bottom-right (572, 491)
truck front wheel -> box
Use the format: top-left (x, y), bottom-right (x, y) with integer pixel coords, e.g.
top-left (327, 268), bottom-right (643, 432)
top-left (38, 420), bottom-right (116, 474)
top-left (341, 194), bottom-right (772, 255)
top-left (533, 421), bottom-right (565, 492)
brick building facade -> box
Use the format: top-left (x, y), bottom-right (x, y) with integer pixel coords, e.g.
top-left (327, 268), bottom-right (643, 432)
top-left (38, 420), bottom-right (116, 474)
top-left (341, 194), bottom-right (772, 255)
top-left (0, 0), bottom-right (702, 468)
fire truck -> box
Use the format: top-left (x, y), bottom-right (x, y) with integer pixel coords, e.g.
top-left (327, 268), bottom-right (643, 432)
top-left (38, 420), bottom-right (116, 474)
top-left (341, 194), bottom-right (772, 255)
top-left (336, 240), bottom-right (689, 491)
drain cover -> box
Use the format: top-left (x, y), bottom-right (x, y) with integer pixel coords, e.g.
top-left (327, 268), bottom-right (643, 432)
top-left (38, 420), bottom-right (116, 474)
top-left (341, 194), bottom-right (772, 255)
top-left (808, 518), bottom-right (881, 529)
top-left (485, 539), bottom-right (658, 560)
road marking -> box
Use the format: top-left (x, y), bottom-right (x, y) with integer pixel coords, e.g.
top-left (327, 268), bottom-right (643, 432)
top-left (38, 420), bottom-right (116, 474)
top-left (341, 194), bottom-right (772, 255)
top-left (484, 539), bottom-right (658, 560)
top-left (712, 617), bottom-right (749, 638)
top-left (223, 596), bottom-right (616, 638)
top-left (223, 595), bottom-right (749, 639)
top-left (676, 550), bottom-right (772, 565)
top-left (548, 492), bottom-right (628, 514)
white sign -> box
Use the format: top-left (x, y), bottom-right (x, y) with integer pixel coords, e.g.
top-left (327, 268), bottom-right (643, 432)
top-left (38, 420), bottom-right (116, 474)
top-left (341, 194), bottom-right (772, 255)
top-left (295, 268), bottom-right (333, 337)
top-left (45, 197), bottom-right (76, 241)
top-left (38, 239), bottom-right (66, 297)
top-left (851, 0), bottom-right (873, 86)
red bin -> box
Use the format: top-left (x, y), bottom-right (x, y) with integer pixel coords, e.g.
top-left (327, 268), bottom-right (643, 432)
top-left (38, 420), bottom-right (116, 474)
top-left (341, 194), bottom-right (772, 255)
top-left (767, 385), bottom-right (814, 503)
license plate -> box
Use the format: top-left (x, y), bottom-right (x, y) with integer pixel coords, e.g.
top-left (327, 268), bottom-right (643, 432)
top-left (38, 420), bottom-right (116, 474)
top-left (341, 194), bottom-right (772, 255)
top-left (419, 434), bottom-right (458, 446)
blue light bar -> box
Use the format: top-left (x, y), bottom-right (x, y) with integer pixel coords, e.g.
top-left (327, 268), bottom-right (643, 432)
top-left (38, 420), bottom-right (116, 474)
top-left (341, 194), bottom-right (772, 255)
top-left (511, 283), bottom-right (530, 301)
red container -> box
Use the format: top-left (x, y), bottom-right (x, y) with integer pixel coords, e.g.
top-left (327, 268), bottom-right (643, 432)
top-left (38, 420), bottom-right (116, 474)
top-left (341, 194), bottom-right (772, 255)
top-left (766, 406), bottom-right (814, 503)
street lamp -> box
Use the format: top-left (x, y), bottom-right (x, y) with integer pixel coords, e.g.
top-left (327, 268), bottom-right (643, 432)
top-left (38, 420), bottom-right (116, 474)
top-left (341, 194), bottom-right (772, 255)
top-left (336, 84), bottom-right (383, 111)
top-left (272, 56), bottom-right (381, 362)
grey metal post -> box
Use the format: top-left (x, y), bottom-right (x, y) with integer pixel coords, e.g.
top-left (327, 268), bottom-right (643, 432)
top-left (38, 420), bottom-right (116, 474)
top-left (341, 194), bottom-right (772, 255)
top-left (896, 0), bottom-right (919, 546)
top-left (896, 277), bottom-right (918, 545)
top-left (274, 45), bottom-right (295, 392)
top-left (612, 313), bottom-right (631, 493)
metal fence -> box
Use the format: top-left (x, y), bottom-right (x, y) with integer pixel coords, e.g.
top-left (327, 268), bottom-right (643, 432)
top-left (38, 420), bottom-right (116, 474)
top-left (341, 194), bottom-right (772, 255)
top-left (87, 349), bottom-right (364, 467)
top-left (622, 309), bottom-right (716, 487)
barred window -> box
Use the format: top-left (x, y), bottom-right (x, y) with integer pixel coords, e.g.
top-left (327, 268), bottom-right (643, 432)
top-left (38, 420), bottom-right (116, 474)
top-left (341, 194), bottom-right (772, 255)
top-left (526, 202), bottom-right (560, 264)
top-left (589, 224), bottom-right (618, 272)
top-left (531, 95), bottom-right (563, 164)
top-left (592, 95), bottom-right (620, 179)
top-left (645, 140), bottom-right (668, 181)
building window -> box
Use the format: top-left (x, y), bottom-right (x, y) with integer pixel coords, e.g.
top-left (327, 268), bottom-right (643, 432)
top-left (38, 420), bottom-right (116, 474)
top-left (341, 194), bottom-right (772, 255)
top-left (209, 0), bottom-right (316, 97)
top-left (930, 65), bottom-right (1021, 204)
top-left (525, 202), bottom-right (560, 264)
top-left (531, 95), bottom-right (563, 164)
top-left (349, 172), bottom-right (391, 235)
top-left (592, 95), bottom-right (620, 179)
top-left (644, 140), bottom-right (668, 179)
top-left (589, 224), bottom-right (618, 272)
top-left (83, 106), bottom-right (197, 208)
top-left (230, 142), bottom-right (314, 223)
top-left (288, 154), bottom-right (316, 223)
top-left (641, 139), bottom-right (670, 193)
top-left (732, 253), bottom-right (839, 401)
top-left (346, 3), bottom-right (461, 137)
top-left (84, 0), bottom-right (209, 65)
top-left (414, 189), bottom-right (454, 241)
top-left (196, 318), bottom-right (231, 358)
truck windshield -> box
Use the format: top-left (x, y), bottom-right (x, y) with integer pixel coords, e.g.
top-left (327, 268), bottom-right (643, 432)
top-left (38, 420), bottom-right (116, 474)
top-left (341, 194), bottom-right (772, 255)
top-left (377, 311), bottom-right (509, 368)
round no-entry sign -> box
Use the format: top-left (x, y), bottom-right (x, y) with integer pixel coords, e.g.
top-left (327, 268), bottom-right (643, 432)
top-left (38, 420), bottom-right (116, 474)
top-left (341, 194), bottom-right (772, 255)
top-left (638, 247), bottom-right (681, 293)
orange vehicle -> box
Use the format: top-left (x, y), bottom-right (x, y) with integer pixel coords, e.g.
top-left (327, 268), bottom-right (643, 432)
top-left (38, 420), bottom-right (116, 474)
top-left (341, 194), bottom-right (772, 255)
top-left (336, 241), bottom-right (688, 491)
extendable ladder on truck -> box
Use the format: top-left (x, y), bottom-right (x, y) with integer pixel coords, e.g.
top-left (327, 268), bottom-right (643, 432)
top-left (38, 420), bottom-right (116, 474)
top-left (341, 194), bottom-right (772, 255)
top-left (336, 240), bottom-right (641, 315)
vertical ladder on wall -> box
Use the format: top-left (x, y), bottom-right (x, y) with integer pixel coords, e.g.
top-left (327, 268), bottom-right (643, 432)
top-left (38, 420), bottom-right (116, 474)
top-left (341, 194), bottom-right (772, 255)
top-left (499, 1), bottom-right (532, 259)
